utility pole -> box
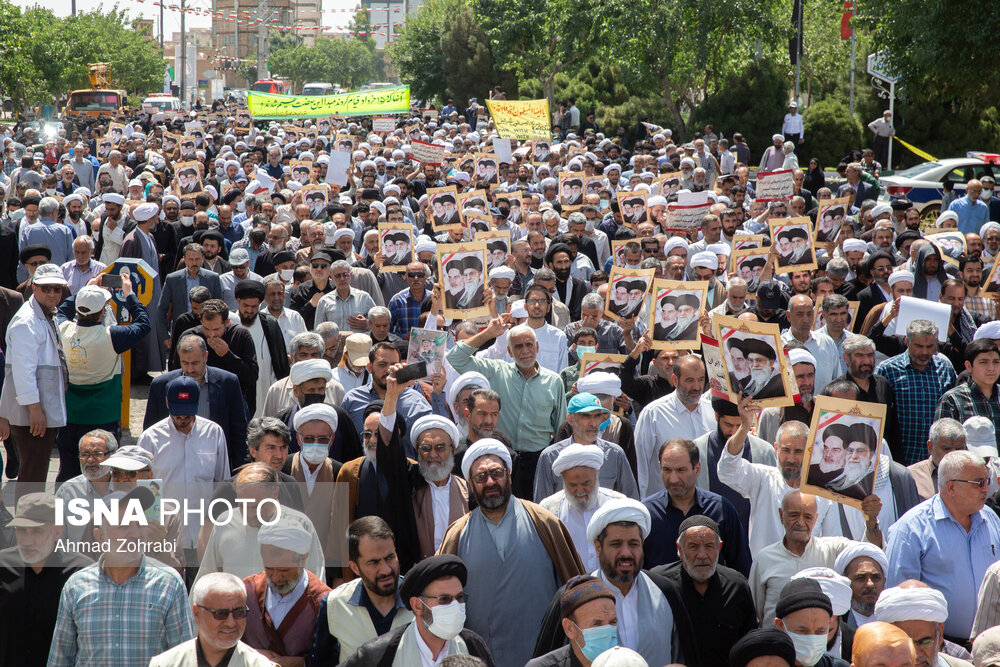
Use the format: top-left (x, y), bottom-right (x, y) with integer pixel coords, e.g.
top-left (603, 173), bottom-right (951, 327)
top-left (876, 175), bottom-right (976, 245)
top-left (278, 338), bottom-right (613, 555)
top-left (71, 0), bottom-right (76, 16)
top-left (256, 0), bottom-right (269, 79)
top-left (234, 0), bottom-right (240, 79)
top-left (160, 0), bottom-right (164, 50)
top-left (793, 0), bottom-right (803, 102)
top-left (849, 26), bottom-right (856, 116)
top-left (180, 0), bottom-right (187, 103)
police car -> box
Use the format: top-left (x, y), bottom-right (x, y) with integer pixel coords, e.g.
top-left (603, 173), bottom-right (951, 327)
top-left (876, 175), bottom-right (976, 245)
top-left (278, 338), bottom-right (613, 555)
top-left (878, 151), bottom-right (999, 221)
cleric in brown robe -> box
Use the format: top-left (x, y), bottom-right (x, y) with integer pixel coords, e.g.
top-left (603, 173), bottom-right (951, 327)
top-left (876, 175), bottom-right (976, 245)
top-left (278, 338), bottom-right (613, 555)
top-left (242, 518), bottom-right (331, 664)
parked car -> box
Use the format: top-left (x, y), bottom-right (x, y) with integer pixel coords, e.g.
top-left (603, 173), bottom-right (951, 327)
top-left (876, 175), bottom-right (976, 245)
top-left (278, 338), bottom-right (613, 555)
top-left (878, 152), bottom-right (1000, 222)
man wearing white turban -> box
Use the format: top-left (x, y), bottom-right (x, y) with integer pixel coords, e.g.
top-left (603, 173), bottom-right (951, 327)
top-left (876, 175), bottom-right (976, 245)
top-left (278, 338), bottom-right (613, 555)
top-left (834, 542), bottom-right (889, 628)
top-left (242, 518), bottom-right (332, 664)
top-left (540, 442), bottom-right (625, 573)
top-left (438, 430), bottom-right (584, 667)
top-left (876, 582), bottom-right (971, 667)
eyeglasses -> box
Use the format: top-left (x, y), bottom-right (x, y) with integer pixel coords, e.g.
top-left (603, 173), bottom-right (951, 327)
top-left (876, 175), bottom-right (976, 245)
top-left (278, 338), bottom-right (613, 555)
top-left (952, 478), bottom-right (989, 488)
top-left (332, 272), bottom-right (351, 279)
top-left (300, 435), bottom-right (331, 445)
top-left (362, 430), bottom-right (378, 441)
top-left (418, 444), bottom-right (451, 455)
top-left (420, 593), bottom-right (468, 605)
top-left (311, 263), bottom-right (330, 270)
top-left (525, 298), bottom-right (547, 306)
top-left (79, 451), bottom-right (109, 461)
top-left (406, 272), bottom-right (425, 279)
top-left (472, 468), bottom-right (506, 484)
top-left (642, 246), bottom-right (658, 253)
top-left (37, 285), bottom-right (63, 293)
top-left (197, 605), bottom-right (250, 621)
top-left (111, 468), bottom-right (145, 479)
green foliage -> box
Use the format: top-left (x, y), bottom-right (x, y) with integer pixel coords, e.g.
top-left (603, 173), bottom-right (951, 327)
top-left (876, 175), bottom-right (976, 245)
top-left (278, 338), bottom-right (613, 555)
top-left (801, 98), bottom-right (864, 168)
top-left (0, 2), bottom-right (167, 108)
top-left (689, 60), bottom-right (789, 157)
top-left (854, 0), bottom-right (1000, 103)
top-left (388, 0), bottom-right (511, 105)
top-left (269, 37), bottom-right (375, 91)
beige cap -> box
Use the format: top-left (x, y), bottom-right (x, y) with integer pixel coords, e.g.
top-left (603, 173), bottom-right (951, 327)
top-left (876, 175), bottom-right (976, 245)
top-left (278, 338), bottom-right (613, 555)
top-left (345, 333), bottom-right (373, 367)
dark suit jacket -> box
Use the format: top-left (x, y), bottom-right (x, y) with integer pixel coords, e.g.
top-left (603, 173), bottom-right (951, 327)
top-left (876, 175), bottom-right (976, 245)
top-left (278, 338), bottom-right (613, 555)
top-left (839, 181), bottom-right (878, 209)
top-left (144, 366), bottom-right (250, 471)
top-left (854, 283), bottom-right (889, 333)
top-left (168, 321), bottom-right (259, 415)
top-left (0, 287), bottom-right (24, 354)
top-left (0, 226), bottom-right (18, 289)
top-left (341, 625), bottom-right (495, 667)
top-left (151, 221), bottom-right (179, 284)
top-left (157, 268), bottom-right (223, 341)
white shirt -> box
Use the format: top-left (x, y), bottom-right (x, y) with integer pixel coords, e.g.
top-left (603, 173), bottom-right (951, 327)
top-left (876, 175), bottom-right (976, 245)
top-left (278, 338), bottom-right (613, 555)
top-left (716, 442), bottom-right (840, 553)
top-left (229, 313), bottom-right (277, 419)
top-left (781, 328), bottom-right (845, 395)
top-left (430, 482), bottom-right (451, 552)
top-left (268, 307), bottom-right (307, 349)
top-left (265, 570), bottom-right (307, 628)
top-left (851, 609), bottom-right (874, 627)
top-left (749, 535), bottom-right (855, 626)
top-left (598, 569), bottom-right (639, 651)
top-left (333, 364), bottom-right (368, 394)
top-left (782, 112), bottom-right (804, 137)
top-left (219, 270), bottom-right (264, 309)
top-left (414, 622), bottom-right (450, 666)
top-left (634, 392), bottom-right (717, 497)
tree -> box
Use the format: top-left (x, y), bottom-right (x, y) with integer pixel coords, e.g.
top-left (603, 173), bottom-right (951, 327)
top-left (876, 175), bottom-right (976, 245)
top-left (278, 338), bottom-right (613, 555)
top-left (801, 98), bottom-right (864, 168)
top-left (315, 38), bottom-right (375, 89)
top-left (854, 0), bottom-right (1000, 103)
top-left (597, 0), bottom-right (789, 138)
top-left (0, 3), bottom-right (44, 111)
top-left (268, 45), bottom-right (331, 91)
top-left (472, 0), bottom-right (605, 107)
top-left (349, 8), bottom-right (386, 82)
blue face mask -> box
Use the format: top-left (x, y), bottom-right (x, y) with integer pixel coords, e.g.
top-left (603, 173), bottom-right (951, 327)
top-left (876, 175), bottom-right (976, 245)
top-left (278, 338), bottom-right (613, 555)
top-left (576, 345), bottom-right (596, 358)
top-left (576, 623), bottom-right (619, 661)
top-left (599, 417), bottom-right (612, 431)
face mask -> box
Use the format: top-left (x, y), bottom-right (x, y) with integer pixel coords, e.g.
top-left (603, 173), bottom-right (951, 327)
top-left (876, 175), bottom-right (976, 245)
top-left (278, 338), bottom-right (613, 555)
top-left (180, 214), bottom-right (194, 226)
top-left (236, 200), bottom-right (246, 213)
top-left (302, 392), bottom-right (326, 406)
top-left (576, 345), bottom-right (596, 358)
top-left (425, 601), bottom-right (466, 640)
top-left (786, 631), bottom-right (828, 666)
top-left (625, 263), bottom-right (640, 270)
top-left (599, 417), bottom-right (612, 431)
top-left (575, 624), bottom-right (619, 661)
top-left (279, 268), bottom-right (294, 281)
top-left (983, 189), bottom-right (993, 201)
top-left (300, 443), bottom-right (328, 465)
top-left (44, 188), bottom-right (56, 195)
top-left (599, 199), bottom-right (610, 210)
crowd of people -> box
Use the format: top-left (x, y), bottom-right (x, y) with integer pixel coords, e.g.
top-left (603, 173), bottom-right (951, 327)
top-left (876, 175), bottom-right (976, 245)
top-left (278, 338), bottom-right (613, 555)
top-left (1, 93), bottom-right (1000, 667)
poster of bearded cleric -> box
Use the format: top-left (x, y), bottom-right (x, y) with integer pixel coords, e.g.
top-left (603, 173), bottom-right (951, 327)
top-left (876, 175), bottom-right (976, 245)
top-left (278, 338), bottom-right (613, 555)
top-left (713, 313), bottom-right (795, 408)
top-left (604, 266), bottom-right (656, 323)
top-left (802, 396), bottom-right (886, 511)
top-left (648, 279), bottom-right (709, 350)
top-left (377, 223), bottom-right (413, 271)
top-left (768, 217), bottom-right (817, 274)
top-left (437, 241), bottom-right (490, 319)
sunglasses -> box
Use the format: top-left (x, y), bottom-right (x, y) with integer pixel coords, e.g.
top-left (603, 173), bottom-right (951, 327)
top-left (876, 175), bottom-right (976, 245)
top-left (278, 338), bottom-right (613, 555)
top-left (37, 285), bottom-right (63, 293)
top-left (472, 468), bottom-right (507, 484)
top-left (952, 478), bottom-right (989, 488)
top-left (406, 272), bottom-right (425, 279)
top-left (311, 263), bottom-right (330, 270)
top-left (197, 605), bottom-right (249, 621)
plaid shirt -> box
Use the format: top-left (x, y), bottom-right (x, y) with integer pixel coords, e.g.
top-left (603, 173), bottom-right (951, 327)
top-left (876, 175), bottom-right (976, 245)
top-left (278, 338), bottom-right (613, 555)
top-left (49, 557), bottom-right (195, 666)
top-left (935, 381), bottom-right (1000, 447)
top-left (966, 295), bottom-right (996, 322)
top-left (876, 351), bottom-right (957, 465)
top-left (388, 286), bottom-right (430, 338)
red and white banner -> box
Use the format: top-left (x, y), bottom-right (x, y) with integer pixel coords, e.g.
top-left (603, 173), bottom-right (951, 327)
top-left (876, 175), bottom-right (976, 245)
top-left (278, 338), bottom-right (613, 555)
top-left (411, 140), bottom-right (444, 166)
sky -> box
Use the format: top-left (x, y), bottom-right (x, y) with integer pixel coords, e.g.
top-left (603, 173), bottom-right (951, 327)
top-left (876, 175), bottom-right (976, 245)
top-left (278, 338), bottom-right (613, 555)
top-left (11, 0), bottom-right (367, 41)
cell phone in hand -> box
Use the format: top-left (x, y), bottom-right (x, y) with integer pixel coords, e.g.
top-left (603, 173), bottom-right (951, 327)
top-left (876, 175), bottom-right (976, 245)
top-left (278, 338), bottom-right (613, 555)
top-left (394, 361), bottom-right (427, 384)
top-left (103, 274), bottom-right (122, 289)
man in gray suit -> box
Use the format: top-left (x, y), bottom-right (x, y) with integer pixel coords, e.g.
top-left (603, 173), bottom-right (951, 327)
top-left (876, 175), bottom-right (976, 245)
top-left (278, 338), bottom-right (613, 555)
top-left (157, 242), bottom-right (222, 353)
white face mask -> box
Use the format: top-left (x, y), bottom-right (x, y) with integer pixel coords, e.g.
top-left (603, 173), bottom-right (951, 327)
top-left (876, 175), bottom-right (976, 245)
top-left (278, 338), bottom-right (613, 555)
top-left (786, 631), bottom-right (828, 666)
top-left (425, 601), bottom-right (466, 641)
top-left (280, 268), bottom-right (294, 281)
top-left (236, 200), bottom-right (246, 213)
top-left (300, 443), bottom-right (328, 465)
top-left (44, 188), bottom-right (56, 195)
top-left (983, 189), bottom-right (993, 201)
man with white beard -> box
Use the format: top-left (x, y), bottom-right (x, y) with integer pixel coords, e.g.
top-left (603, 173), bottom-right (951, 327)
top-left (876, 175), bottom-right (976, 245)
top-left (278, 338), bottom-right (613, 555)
top-left (540, 443), bottom-right (626, 572)
top-left (53, 429), bottom-right (117, 544)
top-left (0, 493), bottom-right (93, 667)
top-left (736, 338), bottom-right (785, 399)
top-left (407, 415), bottom-right (471, 560)
top-left (827, 422), bottom-right (879, 500)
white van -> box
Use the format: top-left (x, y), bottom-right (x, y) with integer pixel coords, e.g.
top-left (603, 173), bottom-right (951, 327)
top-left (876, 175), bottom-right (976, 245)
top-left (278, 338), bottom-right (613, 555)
top-left (302, 83), bottom-right (334, 96)
top-left (142, 94), bottom-right (182, 111)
